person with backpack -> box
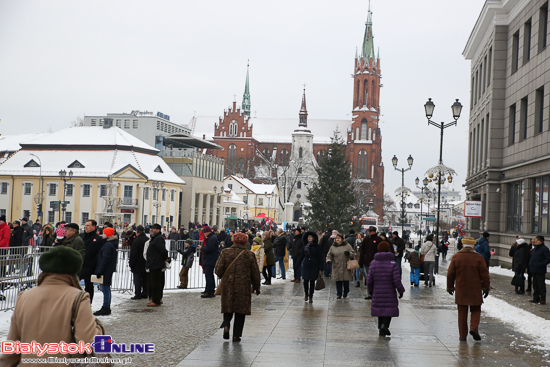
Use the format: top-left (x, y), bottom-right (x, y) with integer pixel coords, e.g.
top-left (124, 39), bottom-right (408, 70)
top-left (407, 245), bottom-right (422, 287)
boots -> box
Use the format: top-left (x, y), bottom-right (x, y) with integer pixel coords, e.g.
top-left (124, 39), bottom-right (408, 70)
top-left (356, 281), bottom-right (360, 287)
top-left (308, 295), bottom-right (313, 303)
top-left (304, 294), bottom-right (309, 302)
top-left (93, 307), bottom-right (111, 316)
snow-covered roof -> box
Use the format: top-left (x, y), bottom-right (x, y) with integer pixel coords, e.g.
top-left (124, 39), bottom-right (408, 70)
top-left (194, 116), bottom-right (351, 144)
top-left (222, 190), bottom-right (245, 205)
top-left (0, 127), bottom-right (184, 184)
top-left (22, 126), bottom-right (158, 154)
top-left (225, 175), bottom-right (276, 195)
top-left (0, 133), bottom-right (45, 152)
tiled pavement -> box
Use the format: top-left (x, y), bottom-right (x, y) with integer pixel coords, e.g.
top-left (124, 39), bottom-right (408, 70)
top-left (176, 266), bottom-right (550, 367)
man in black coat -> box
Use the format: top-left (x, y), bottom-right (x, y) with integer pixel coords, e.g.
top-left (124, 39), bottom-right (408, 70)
top-left (80, 219), bottom-right (104, 303)
top-left (273, 228), bottom-right (287, 279)
top-left (290, 228), bottom-right (304, 283)
top-left (345, 229), bottom-right (357, 247)
top-left (146, 223), bottom-right (170, 307)
top-left (529, 236), bottom-right (550, 305)
top-left (359, 226), bottom-right (384, 299)
top-left (392, 231), bottom-right (406, 277)
top-left (129, 225), bottom-right (148, 300)
top-left (200, 226), bottom-right (219, 298)
top-left (217, 229), bottom-right (227, 245)
top-left (9, 221), bottom-right (24, 273)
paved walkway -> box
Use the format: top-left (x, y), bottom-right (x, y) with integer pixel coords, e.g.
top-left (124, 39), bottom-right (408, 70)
top-left (176, 267), bottom-right (549, 367)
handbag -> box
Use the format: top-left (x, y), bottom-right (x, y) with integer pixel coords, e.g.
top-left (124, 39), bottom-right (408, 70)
top-left (70, 291), bottom-right (113, 367)
top-left (420, 244), bottom-right (434, 264)
top-left (347, 259), bottom-right (360, 270)
top-left (511, 274), bottom-right (525, 287)
top-left (314, 276), bottom-right (325, 290)
top-left (214, 249), bottom-right (246, 296)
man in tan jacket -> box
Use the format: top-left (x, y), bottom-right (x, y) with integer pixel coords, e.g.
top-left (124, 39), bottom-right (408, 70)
top-left (0, 246), bottom-right (104, 367)
top-left (447, 237), bottom-right (491, 342)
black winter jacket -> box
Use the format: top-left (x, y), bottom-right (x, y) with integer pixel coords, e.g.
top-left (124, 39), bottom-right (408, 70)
top-left (529, 243), bottom-right (550, 274)
top-left (273, 234), bottom-right (287, 257)
top-left (79, 231), bottom-right (104, 279)
top-left (146, 233), bottom-right (169, 270)
top-left (201, 233), bottom-right (219, 267)
top-left (291, 233), bottom-right (303, 259)
top-left (509, 243), bottom-right (530, 272)
top-left (129, 233), bottom-right (148, 273)
top-left (9, 226), bottom-right (23, 247)
top-left (95, 237), bottom-right (118, 286)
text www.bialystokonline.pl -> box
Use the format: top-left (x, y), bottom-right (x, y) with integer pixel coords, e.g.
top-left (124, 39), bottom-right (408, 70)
top-left (21, 356), bottom-right (133, 365)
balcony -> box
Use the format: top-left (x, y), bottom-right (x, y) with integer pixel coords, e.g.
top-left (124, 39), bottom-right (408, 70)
top-left (118, 197), bottom-right (139, 208)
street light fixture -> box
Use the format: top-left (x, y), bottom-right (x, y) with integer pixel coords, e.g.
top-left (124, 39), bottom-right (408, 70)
top-left (30, 153), bottom-right (44, 219)
top-left (423, 97), bottom-right (462, 273)
top-left (415, 176), bottom-right (431, 235)
top-left (392, 154), bottom-right (413, 237)
top-left (58, 169), bottom-right (73, 222)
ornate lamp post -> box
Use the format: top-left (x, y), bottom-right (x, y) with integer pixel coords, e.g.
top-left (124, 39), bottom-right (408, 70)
top-left (392, 154), bottom-right (413, 236)
top-left (58, 169), bottom-right (73, 222)
top-left (152, 181), bottom-right (164, 224)
top-left (30, 153), bottom-right (44, 219)
top-left (415, 177), bottom-right (430, 234)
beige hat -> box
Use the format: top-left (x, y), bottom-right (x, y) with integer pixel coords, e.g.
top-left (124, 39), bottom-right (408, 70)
top-left (462, 237), bottom-right (477, 246)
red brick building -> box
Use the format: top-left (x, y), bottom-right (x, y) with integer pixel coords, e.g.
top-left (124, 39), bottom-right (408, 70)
top-left (196, 9), bottom-right (385, 219)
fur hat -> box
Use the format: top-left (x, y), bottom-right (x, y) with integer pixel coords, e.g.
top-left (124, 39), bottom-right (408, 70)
top-left (39, 246), bottom-right (83, 275)
top-left (233, 232), bottom-right (248, 244)
top-left (461, 237), bottom-right (477, 247)
top-left (303, 231), bottom-right (319, 243)
top-left (516, 238), bottom-right (525, 245)
top-left (377, 241), bottom-right (391, 252)
top-left (103, 227), bottom-right (115, 237)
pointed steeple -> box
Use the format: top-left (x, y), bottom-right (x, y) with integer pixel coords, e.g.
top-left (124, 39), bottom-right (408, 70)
top-left (299, 85), bottom-right (308, 127)
top-left (242, 61), bottom-right (251, 117)
top-left (361, 1), bottom-right (375, 61)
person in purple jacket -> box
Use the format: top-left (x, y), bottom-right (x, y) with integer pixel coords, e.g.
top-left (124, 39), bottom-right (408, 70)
top-left (367, 241), bottom-right (406, 337)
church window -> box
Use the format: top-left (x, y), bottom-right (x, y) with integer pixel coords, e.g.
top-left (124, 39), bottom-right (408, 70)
top-left (316, 150), bottom-right (323, 164)
top-left (263, 148), bottom-right (270, 160)
top-left (358, 150), bottom-right (368, 179)
top-left (238, 158), bottom-right (245, 175)
top-left (361, 119), bottom-right (367, 140)
top-left (299, 147), bottom-right (303, 158)
top-left (371, 80), bottom-right (376, 107)
top-left (356, 127), bottom-right (360, 140)
top-left (297, 181), bottom-right (302, 189)
top-left (298, 168), bottom-right (302, 174)
top-left (368, 127), bottom-right (372, 140)
top-left (280, 149), bottom-right (289, 166)
top-left (228, 145), bottom-right (237, 174)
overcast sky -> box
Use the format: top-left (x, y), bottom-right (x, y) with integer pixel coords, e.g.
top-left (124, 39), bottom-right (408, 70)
top-left (0, 0), bottom-right (483, 200)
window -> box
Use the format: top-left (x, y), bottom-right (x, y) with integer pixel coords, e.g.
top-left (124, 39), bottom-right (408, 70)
top-left (24, 183), bottom-right (31, 195)
top-left (360, 119), bottom-right (367, 140)
top-left (280, 149), bottom-right (289, 166)
top-left (475, 70), bottom-right (478, 102)
top-left (143, 215), bottom-right (148, 225)
top-left (23, 210), bottom-right (30, 219)
top-left (161, 215), bottom-right (165, 225)
top-left (99, 119), bottom-right (104, 126)
top-left (520, 97), bottom-right (528, 141)
top-left (81, 212), bottom-right (89, 225)
top-left (171, 189), bottom-right (175, 201)
top-left (1, 182), bottom-right (7, 194)
top-left (49, 184), bottom-right (57, 196)
top-left (536, 87), bottom-right (544, 134)
top-left (83, 184), bottom-right (91, 197)
top-left (66, 184), bottom-right (73, 197)
top-left (91, 119), bottom-right (96, 126)
top-left (0, 209), bottom-right (5, 218)
top-left (116, 119), bottom-right (121, 127)
top-left (162, 189), bottom-right (166, 201)
top-left (133, 120), bottom-right (138, 129)
top-left (100, 185), bottom-right (107, 197)
top-left (299, 147), bottom-right (303, 158)
top-left (512, 30), bottom-right (520, 73)
top-left (65, 212), bottom-right (72, 223)
top-left (524, 19), bottom-right (532, 64)
top-left (509, 104), bottom-right (516, 145)
top-left (297, 181), bottom-right (302, 189)
top-left (227, 145), bottom-right (237, 174)
top-left (153, 188), bottom-right (158, 201)
top-left (482, 57), bottom-right (487, 93)
top-left (298, 168), bottom-right (302, 174)
top-left (487, 47), bottom-right (492, 87)
top-left (540, 3), bottom-right (548, 53)
top-left (124, 185), bottom-right (133, 198)
top-left (507, 180), bottom-right (524, 232)
top-left (258, 198), bottom-right (264, 206)
top-left (124, 119), bottom-right (130, 129)
top-left (485, 113), bottom-right (490, 162)
top-left (144, 187), bottom-right (150, 200)
top-left (533, 176), bottom-right (549, 233)
top-left (316, 150), bottom-right (323, 164)
top-left (48, 211), bottom-right (55, 223)
top-left (358, 150), bottom-right (368, 178)
top-left (470, 77), bottom-right (475, 107)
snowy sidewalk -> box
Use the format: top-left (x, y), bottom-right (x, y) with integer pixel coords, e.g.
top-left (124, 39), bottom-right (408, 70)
top-left (177, 268), bottom-right (550, 367)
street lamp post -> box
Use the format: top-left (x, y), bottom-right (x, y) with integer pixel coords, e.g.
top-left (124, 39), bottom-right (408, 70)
top-left (415, 177), bottom-right (430, 235)
top-left (152, 181), bottom-right (164, 225)
top-left (392, 154), bottom-right (414, 237)
top-left (245, 189), bottom-right (250, 229)
top-left (423, 98), bottom-right (462, 253)
top-left (58, 170), bottom-right (73, 222)
top-left (30, 153), bottom-right (44, 220)
top-left (213, 186), bottom-right (224, 228)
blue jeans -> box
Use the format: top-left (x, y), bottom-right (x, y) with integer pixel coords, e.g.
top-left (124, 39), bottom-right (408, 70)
top-left (101, 284), bottom-right (111, 308)
top-left (395, 256), bottom-right (403, 277)
top-left (410, 267), bottom-right (420, 285)
top-left (204, 265), bottom-right (215, 295)
top-left (275, 256), bottom-right (286, 279)
top-left (355, 266), bottom-right (367, 284)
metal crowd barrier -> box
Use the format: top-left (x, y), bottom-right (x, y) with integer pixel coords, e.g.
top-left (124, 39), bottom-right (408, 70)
top-left (1, 240), bottom-right (221, 311)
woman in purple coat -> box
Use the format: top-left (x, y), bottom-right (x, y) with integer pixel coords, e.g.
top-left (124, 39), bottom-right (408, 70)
top-left (367, 241), bottom-right (405, 337)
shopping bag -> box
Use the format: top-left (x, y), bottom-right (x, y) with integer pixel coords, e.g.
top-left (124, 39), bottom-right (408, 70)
top-left (314, 276), bottom-right (325, 290)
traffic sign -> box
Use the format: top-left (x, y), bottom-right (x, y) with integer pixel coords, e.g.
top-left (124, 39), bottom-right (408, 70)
top-left (422, 217), bottom-right (436, 221)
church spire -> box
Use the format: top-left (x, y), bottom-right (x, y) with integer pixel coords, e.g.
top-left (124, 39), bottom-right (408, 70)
top-left (361, 1), bottom-right (375, 61)
top-left (242, 61), bottom-right (251, 117)
top-left (299, 85), bottom-right (308, 127)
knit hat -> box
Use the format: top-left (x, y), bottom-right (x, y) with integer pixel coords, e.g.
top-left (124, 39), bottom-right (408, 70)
top-left (336, 233), bottom-right (345, 241)
top-left (233, 232), bottom-right (248, 244)
top-left (253, 237), bottom-right (262, 244)
top-left (377, 241), bottom-right (391, 252)
top-left (483, 231), bottom-right (490, 238)
top-left (516, 238), bottom-right (525, 245)
top-left (461, 237), bottom-right (477, 247)
top-left (14, 220), bottom-right (21, 226)
top-left (392, 231), bottom-right (399, 236)
top-left (535, 235), bottom-right (545, 244)
top-left (136, 225), bottom-right (145, 232)
top-left (185, 239), bottom-right (194, 245)
top-left (330, 230), bottom-right (338, 238)
top-left (55, 225), bottom-right (65, 239)
top-left (39, 246), bottom-right (83, 275)
top-left (203, 226), bottom-right (212, 233)
top-left (103, 227), bottom-right (115, 237)
top-left (368, 226), bottom-right (377, 232)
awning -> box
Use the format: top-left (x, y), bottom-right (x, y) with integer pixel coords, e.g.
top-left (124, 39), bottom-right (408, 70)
top-left (225, 215), bottom-right (239, 220)
top-left (163, 133), bottom-right (222, 150)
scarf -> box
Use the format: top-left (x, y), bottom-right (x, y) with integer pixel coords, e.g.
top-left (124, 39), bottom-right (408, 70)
top-left (304, 241), bottom-right (313, 257)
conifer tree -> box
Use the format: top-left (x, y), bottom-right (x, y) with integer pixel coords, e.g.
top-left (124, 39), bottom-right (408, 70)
top-left (305, 130), bottom-right (360, 232)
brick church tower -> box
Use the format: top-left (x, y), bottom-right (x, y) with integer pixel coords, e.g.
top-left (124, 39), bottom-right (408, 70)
top-left (346, 5), bottom-right (385, 220)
